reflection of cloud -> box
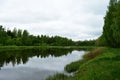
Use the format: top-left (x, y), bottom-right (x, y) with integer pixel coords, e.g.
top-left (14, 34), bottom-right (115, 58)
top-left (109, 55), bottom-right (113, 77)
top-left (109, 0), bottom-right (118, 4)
top-left (24, 51), bottom-right (85, 71)
top-left (0, 67), bottom-right (56, 80)
top-left (0, 0), bottom-right (109, 40)
top-left (0, 50), bottom-right (85, 80)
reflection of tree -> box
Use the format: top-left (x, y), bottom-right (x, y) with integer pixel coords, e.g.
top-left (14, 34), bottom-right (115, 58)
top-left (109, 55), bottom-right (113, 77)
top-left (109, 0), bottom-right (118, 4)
top-left (0, 48), bottom-right (80, 69)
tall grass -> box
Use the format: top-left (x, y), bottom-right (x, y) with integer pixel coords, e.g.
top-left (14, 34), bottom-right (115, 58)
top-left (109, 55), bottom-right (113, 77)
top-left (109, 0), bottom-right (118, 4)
top-left (83, 47), bottom-right (105, 61)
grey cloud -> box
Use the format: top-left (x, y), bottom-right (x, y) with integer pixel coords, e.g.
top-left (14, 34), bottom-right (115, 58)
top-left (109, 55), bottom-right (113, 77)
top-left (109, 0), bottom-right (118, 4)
top-left (0, 11), bottom-right (61, 24)
top-left (0, 0), bottom-right (109, 40)
top-left (74, 0), bottom-right (109, 15)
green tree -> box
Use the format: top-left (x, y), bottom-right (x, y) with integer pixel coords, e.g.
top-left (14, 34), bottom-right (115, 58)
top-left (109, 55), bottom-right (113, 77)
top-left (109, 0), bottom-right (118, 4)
top-left (17, 29), bottom-right (22, 38)
top-left (103, 0), bottom-right (120, 47)
top-left (0, 25), bottom-right (75, 46)
top-left (96, 35), bottom-right (107, 46)
top-left (111, 0), bottom-right (120, 47)
top-left (0, 25), bottom-right (8, 45)
top-left (22, 30), bottom-right (32, 45)
top-left (12, 27), bottom-right (17, 38)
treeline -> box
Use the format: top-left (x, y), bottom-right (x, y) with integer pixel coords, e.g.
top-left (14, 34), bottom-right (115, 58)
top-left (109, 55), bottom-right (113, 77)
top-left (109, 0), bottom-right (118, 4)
top-left (0, 25), bottom-right (75, 46)
top-left (75, 40), bottom-right (96, 46)
top-left (0, 25), bottom-right (96, 46)
top-left (97, 0), bottom-right (120, 48)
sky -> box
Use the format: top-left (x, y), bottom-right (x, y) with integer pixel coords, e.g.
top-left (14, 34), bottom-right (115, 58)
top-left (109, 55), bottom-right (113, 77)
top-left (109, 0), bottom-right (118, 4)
top-left (0, 0), bottom-right (109, 41)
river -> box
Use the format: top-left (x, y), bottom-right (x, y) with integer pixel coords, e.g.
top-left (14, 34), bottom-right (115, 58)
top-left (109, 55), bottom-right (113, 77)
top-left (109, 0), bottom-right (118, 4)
top-left (0, 48), bottom-right (86, 80)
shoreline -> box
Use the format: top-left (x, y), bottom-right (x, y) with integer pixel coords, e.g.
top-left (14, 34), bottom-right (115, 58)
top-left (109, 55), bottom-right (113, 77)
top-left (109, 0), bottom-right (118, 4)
top-left (46, 47), bottom-right (120, 80)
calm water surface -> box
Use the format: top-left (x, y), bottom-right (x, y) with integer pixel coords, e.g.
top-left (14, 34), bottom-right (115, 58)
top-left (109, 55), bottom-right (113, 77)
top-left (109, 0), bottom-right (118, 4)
top-left (0, 48), bottom-right (85, 80)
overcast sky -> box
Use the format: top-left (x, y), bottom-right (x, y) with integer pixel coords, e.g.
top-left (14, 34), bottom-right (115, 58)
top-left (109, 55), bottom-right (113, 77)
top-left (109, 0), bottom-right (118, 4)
top-left (0, 0), bottom-right (109, 41)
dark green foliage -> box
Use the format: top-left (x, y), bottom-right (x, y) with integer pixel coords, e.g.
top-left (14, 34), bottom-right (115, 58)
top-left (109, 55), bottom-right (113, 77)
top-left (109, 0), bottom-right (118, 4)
top-left (0, 25), bottom-right (97, 46)
top-left (0, 26), bottom-right (75, 46)
top-left (103, 0), bottom-right (120, 47)
top-left (75, 40), bottom-right (96, 46)
top-left (96, 35), bottom-right (108, 46)
top-left (17, 29), bottom-right (22, 38)
top-left (12, 28), bottom-right (17, 38)
top-left (22, 30), bottom-right (32, 46)
top-left (0, 25), bottom-right (8, 45)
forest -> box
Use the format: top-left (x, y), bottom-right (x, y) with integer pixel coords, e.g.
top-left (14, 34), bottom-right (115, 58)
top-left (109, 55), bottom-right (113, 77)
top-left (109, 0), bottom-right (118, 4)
top-left (0, 25), bottom-right (95, 46)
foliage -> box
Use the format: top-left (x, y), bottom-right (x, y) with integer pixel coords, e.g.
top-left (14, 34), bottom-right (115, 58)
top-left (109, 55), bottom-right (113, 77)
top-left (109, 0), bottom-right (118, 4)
top-left (103, 0), bottom-right (120, 47)
top-left (75, 40), bottom-right (96, 46)
top-left (0, 25), bottom-right (8, 45)
top-left (0, 26), bottom-right (75, 46)
top-left (96, 35), bottom-right (108, 46)
top-left (0, 25), bottom-right (97, 46)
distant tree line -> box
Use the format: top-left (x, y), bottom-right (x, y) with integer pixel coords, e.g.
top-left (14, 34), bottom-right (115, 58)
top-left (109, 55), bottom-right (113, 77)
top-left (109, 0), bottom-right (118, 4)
top-left (0, 25), bottom-right (75, 46)
top-left (0, 25), bottom-right (96, 46)
top-left (75, 40), bottom-right (96, 46)
top-left (97, 0), bottom-right (120, 48)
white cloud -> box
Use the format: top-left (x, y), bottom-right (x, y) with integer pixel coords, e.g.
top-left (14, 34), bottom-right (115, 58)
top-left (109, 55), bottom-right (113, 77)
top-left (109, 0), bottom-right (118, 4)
top-left (0, 0), bottom-right (109, 40)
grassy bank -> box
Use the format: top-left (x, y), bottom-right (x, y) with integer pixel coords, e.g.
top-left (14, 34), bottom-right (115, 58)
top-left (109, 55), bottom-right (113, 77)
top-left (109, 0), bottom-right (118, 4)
top-left (46, 47), bottom-right (120, 80)
top-left (0, 46), bottom-right (96, 51)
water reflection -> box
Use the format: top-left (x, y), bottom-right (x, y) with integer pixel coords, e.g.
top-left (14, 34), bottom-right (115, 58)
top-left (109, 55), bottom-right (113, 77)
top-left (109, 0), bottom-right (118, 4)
top-left (0, 48), bottom-right (74, 68)
top-left (0, 48), bottom-right (85, 80)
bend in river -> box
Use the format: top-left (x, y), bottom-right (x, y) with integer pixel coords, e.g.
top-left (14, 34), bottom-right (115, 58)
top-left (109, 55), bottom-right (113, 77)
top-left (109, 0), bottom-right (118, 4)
top-left (0, 48), bottom-right (86, 80)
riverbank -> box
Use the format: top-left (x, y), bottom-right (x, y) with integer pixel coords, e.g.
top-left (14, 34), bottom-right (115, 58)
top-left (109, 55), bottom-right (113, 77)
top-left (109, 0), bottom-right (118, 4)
top-left (46, 47), bottom-right (120, 80)
top-left (0, 46), bottom-right (96, 51)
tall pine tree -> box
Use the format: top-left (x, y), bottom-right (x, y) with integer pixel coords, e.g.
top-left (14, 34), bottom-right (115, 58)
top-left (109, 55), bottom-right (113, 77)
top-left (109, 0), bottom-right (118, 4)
top-left (103, 0), bottom-right (120, 47)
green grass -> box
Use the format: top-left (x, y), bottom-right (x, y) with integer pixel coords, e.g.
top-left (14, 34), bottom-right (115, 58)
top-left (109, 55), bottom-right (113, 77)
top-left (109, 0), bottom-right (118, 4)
top-left (0, 46), bottom-right (96, 51)
top-left (83, 47), bottom-right (105, 61)
top-left (74, 47), bottom-right (120, 80)
top-left (47, 47), bottom-right (120, 80)
top-left (65, 47), bottom-right (104, 73)
top-left (65, 60), bottom-right (85, 73)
